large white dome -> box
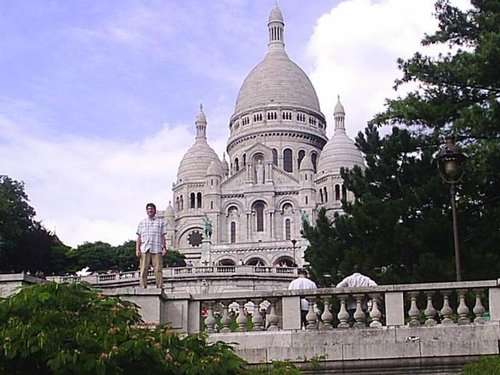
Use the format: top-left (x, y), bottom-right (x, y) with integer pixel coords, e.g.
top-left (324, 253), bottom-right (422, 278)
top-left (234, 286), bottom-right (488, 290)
top-left (234, 53), bottom-right (321, 115)
top-left (232, 5), bottom-right (321, 117)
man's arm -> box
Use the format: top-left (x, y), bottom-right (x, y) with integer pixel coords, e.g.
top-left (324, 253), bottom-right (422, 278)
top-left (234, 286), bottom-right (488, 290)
top-left (336, 277), bottom-right (348, 288)
top-left (161, 221), bottom-right (167, 256)
top-left (135, 234), bottom-right (142, 257)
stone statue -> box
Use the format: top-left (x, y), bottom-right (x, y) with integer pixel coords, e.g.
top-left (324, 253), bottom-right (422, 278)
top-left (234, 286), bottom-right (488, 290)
top-left (203, 216), bottom-right (212, 239)
top-left (255, 159), bottom-right (265, 184)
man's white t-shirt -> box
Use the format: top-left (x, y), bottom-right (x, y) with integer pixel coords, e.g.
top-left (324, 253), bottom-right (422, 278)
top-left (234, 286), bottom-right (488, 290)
top-left (288, 277), bottom-right (317, 311)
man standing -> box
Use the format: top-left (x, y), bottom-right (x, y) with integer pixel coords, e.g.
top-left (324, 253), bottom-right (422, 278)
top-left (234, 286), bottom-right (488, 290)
top-left (288, 268), bottom-right (317, 328)
top-left (336, 264), bottom-right (377, 325)
top-left (136, 203), bottom-right (166, 288)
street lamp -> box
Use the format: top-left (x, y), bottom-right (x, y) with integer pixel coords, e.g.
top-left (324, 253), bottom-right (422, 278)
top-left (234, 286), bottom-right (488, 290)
top-left (437, 135), bottom-right (465, 281)
top-left (290, 239), bottom-right (297, 267)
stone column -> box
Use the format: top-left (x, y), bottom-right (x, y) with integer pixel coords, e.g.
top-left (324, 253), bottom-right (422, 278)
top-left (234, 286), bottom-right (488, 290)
top-left (385, 291), bottom-right (405, 326)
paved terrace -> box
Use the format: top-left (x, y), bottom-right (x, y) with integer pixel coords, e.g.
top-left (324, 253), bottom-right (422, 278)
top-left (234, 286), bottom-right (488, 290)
top-left (2, 272), bottom-right (499, 374)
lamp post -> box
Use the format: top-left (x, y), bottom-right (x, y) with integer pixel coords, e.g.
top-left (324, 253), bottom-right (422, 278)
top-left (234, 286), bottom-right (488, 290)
top-left (0, 235), bottom-right (3, 272)
top-left (437, 135), bottom-right (465, 281)
top-left (291, 239), bottom-right (297, 267)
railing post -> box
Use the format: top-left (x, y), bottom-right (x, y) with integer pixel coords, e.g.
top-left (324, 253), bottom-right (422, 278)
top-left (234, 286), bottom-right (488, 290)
top-left (385, 291), bottom-right (405, 326)
top-left (187, 300), bottom-right (201, 334)
top-left (282, 295), bottom-right (301, 330)
top-left (489, 281), bottom-right (500, 321)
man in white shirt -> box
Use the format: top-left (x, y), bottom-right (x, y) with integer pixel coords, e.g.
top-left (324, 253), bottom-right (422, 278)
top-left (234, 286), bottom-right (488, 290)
top-left (136, 203), bottom-right (166, 288)
top-left (288, 269), bottom-right (317, 328)
top-left (336, 264), bottom-right (377, 326)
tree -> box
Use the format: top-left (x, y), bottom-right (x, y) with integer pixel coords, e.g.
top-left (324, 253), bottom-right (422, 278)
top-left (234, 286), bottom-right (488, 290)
top-left (165, 250), bottom-right (186, 268)
top-left (111, 240), bottom-right (138, 272)
top-left (0, 282), bottom-right (250, 374)
top-left (370, 0), bottom-right (500, 280)
top-left (0, 175), bottom-right (70, 274)
top-left (304, 0), bottom-right (499, 283)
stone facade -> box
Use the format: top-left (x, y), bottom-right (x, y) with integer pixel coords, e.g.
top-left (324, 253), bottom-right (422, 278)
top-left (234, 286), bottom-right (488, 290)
top-left (161, 6), bottom-right (364, 267)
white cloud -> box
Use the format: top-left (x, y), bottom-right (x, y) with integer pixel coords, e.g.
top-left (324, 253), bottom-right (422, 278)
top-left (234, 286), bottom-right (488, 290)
top-left (308, 0), bottom-right (439, 138)
top-left (0, 113), bottom-right (194, 248)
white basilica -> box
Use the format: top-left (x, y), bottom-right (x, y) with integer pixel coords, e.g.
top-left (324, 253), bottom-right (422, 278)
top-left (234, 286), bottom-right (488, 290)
top-left (160, 5), bottom-right (364, 267)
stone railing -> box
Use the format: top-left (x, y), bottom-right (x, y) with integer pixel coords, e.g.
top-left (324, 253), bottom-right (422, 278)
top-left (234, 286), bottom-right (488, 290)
top-left (150, 279), bottom-right (499, 333)
top-left (49, 266), bottom-right (298, 285)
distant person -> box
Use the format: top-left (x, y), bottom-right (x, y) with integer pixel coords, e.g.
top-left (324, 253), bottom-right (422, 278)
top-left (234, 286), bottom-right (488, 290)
top-left (336, 264), bottom-right (377, 325)
top-left (288, 269), bottom-right (317, 328)
top-left (136, 203), bottom-right (166, 288)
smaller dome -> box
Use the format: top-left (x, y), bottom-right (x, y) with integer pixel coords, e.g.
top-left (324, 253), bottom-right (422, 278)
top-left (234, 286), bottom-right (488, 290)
top-left (299, 155), bottom-right (314, 171)
top-left (177, 106), bottom-right (220, 182)
top-left (268, 6), bottom-right (283, 23)
top-left (317, 132), bottom-right (364, 175)
top-left (206, 160), bottom-right (223, 176)
top-left (317, 100), bottom-right (364, 175)
top-left (165, 202), bottom-right (174, 217)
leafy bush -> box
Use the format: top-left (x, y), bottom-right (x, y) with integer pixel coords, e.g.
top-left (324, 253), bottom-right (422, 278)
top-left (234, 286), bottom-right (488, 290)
top-left (0, 282), bottom-right (247, 374)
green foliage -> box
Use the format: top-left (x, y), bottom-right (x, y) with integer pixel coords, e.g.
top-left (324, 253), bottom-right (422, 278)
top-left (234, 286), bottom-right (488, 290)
top-left (304, 0), bottom-right (500, 283)
top-left (164, 249), bottom-right (186, 267)
top-left (0, 282), bottom-right (250, 375)
top-left (370, 0), bottom-right (500, 281)
top-left (0, 175), bottom-right (69, 274)
top-left (70, 241), bottom-right (115, 273)
top-left (248, 361), bottom-right (301, 375)
top-left (461, 356), bottom-right (500, 375)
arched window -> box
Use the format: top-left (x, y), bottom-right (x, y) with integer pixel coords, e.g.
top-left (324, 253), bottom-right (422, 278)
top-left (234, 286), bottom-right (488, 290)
top-left (243, 153), bottom-right (246, 166)
top-left (283, 148), bottom-right (293, 172)
top-left (180, 196), bottom-right (184, 210)
top-left (175, 197), bottom-right (179, 211)
top-left (197, 192), bottom-right (202, 208)
top-left (298, 150), bottom-right (305, 169)
top-left (190, 193), bottom-right (196, 209)
top-left (311, 152), bottom-right (318, 172)
top-left (323, 187), bottom-right (328, 202)
top-left (234, 157), bottom-right (239, 172)
top-left (254, 201), bottom-right (265, 232)
top-left (272, 149), bottom-right (278, 166)
top-left (230, 222), bottom-right (236, 243)
top-left (342, 185), bottom-right (347, 200)
top-left (210, 201), bottom-right (214, 209)
top-left (335, 185), bottom-right (341, 201)
top-left (319, 189), bottom-right (324, 203)
top-left (285, 218), bottom-right (291, 240)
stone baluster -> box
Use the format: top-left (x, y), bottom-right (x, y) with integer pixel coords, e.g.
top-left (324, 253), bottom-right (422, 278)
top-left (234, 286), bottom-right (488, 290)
top-left (353, 294), bottom-right (366, 328)
top-left (424, 291), bottom-right (437, 326)
top-left (251, 298), bottom-right (265, 331)
top-left (267, 298), bottom-right (280, 331)
top-left (457, 290), bottom-right (470, 325)
top-left (440, 292), bottom-right (454, 324)
top-left (219, 302), bottom-right (232, 333)
top-left (472, 289), bottom-right (485, 324)
top-left (408, 292), bottom-right (421, 327)
top-left (305, 297), bottom-right (318, 330)
top-left (369, 293), bottom-right (382, 328)
top-left (235, 299), bottom-right (248, 331)
top-left (337, 295), bottom-right (350, 328)
top-left (204, 301), bottom-right (217, 333)
top-left (320, 297), bottom-right (334, 330)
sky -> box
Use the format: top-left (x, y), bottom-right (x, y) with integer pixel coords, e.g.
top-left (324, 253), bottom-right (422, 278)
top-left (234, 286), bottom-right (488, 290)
top-left (0, 0), bottom-right (469, 248)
